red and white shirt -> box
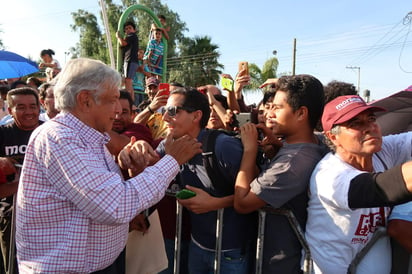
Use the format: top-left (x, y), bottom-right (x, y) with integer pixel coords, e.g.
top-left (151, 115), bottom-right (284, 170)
top-left (16, 112), bottom-right (178, 273)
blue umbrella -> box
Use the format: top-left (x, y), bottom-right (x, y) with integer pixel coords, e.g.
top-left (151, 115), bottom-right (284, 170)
top-left (0, 50), bottom-right (39, 79)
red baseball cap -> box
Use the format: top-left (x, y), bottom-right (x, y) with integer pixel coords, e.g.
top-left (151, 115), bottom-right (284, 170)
top-left (322, 95), bottom-right (386, 131)
top-left (146, 77), bottom-right (160, 87)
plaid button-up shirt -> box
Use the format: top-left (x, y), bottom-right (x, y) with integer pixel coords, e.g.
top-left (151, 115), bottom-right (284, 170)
top-left (16, 112), bottom-right (178, 273)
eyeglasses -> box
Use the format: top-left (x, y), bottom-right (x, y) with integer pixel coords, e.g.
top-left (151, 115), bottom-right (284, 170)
top-left (162, 106), bottom-right (195, 117)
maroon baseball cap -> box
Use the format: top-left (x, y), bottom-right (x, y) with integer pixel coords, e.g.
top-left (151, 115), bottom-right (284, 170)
top-left (146, 77), bottom-right (160, 87)
top-left (322, 95), bottom-right (386, 131)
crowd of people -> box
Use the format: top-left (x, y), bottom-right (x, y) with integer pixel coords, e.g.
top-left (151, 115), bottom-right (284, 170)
top-left (0, 17), bottom-right (411, 274)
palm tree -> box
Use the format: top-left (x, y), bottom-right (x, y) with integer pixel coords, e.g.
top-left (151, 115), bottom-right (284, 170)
top-left (168, 36), bottom-right (223, 87)
top-left (248, 57), bottom-right (279, 90)
top-left (71, 10), bottom-right (107, 62)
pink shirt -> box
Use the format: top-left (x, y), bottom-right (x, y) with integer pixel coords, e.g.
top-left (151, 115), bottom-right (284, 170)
top-left (16, 112), bottom-right (178, 273)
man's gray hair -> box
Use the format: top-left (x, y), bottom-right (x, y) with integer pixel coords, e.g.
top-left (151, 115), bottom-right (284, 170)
top-left (324, 125), bottom-right (341, 152)
top-left (54, 58), bottom-right (121, 111)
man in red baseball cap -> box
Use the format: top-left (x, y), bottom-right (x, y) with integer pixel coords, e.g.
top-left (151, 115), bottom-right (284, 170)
top-left (321, 95), bottom-right (385, 132)
top-left (306, 95), bottom-right (412, 273)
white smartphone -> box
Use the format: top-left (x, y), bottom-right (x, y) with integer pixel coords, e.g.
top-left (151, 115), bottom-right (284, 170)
top-left (237, 112), bottom-right (251, 127)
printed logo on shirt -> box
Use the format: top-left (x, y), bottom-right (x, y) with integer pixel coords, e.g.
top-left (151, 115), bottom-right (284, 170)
top-left (5, 144), bottom-right (27, 156)
top-left (353, 211), bottom-right (385, 237)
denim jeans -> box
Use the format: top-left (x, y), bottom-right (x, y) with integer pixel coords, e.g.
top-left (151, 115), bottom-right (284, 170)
top-left (159, 238), bottom-right (189, 274)
top-left (188, 241), bottom-right (250, 274)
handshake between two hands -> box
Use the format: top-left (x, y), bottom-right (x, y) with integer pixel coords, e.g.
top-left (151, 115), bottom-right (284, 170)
top-left (118, 132), bottom-right (202, 177)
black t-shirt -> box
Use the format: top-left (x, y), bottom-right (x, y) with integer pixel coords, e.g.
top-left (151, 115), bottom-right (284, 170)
top-left (123, 32), bottom-right (139, 63)
top-left (0, 122), bottom-right (41, 216)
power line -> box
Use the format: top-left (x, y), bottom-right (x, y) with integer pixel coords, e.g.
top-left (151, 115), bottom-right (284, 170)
top-left (351, 21), bottom-right (409, 65)
top-left (167, 52), bottom-right (219, 66)
top-left (398, 11), bottom-right (412, 73)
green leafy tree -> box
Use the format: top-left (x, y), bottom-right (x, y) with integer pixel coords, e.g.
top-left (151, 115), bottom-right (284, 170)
top-left (69, 1), bottom-right (223, 87)
top-left (168, 36), bottom-right (223, 87)
top-left (247, 57), bottom-right (279, 90)
top-left (71, 10), bottom-right (108, 62)
top-left (71, 0), bottom-right (187, 64)
top-left (103, 0), bottom-right (123, 61)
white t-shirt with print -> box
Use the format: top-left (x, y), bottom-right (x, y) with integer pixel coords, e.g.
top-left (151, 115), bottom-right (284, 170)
top-left (306, 132), bottom-right (412, 274)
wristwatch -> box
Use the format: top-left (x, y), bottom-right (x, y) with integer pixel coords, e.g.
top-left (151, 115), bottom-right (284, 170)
top-left (147, 105), bottom-right (155, 114)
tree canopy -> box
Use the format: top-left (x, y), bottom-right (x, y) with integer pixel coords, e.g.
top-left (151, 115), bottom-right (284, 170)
top-left (69, 0), bottom-right (223, 86)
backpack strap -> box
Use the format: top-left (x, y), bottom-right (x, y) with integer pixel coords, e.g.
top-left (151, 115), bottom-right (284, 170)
top-left (201, 129), bottom-right (235, 196)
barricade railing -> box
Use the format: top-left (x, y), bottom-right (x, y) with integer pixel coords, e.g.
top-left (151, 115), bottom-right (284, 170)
top-left (167, 190), bottom-right (313, 274)
top-left (214, 208), bottom-right (224, 274)
top-left (173, 200), bottom-right (183, 274)
top-left (164, 191), bottom-right (392, 274)
top-left (167, 190), bottom-right (312, 274)
top-left (347, 226), bottom-right (387, 274)
top-left (8, 164), bottom-right (21, 274)
top-left (255, 206), bottom-right (313, 274)
top-left (166, 190), bottom-right (224, 274)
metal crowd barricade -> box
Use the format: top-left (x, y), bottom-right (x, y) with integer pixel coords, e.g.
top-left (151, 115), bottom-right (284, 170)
top-left (164, 189), bottom-right (183, 274)
top-left (166, 189), bottom-right (225, 274)
top-left (169, 195), bottom-right (314, 274)
top-left (8, 164), bottom-right (21, 274)
top-left (8, 193), bottom-right (17, 274)
top-left (213, 208), bottom-right (224, 274)
top-left (174, 200), bottom-right (183, 274)
top-left (255, 206), bottom-right (313, 274)
top-left (347, 226), bottom-right (387, 274)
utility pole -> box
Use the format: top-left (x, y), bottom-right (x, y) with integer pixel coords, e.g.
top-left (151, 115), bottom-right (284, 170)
top-left (64, 51), bottom-right (70, 64)
top-left (292, 38), bottom-right (296, 76)
top-left (99, 0), bottom-right (115, 69)
top-left (346, 66), bottom-right (360, 94)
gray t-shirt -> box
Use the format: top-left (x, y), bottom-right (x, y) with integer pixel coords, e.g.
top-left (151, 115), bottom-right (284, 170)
top-left (251, 141), bottom-right (329, 274)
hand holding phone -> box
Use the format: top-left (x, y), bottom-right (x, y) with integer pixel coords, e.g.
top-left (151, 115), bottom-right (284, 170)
top-left (238, 61), bottom-right (249, 77)
top-left (175, 189), bottom-right (196, 199)
top-left (221, 77), bottom-right (234, 92)
top-left (158, 83), bottom-right (170, 97)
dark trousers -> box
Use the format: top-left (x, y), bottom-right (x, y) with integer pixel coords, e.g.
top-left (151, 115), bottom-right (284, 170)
top-left (91, 249), bottom-right (125, 274)
top-left (0, 214), bottom-right (17, 274)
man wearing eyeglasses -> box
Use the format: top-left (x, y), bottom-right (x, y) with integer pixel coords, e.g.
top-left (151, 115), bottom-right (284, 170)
top-left (120, 87), bottom-right (257, 273)
top-left (15, 58), bottom-right (202, 273)
top-left (156, 88), bottom-right (256, 274)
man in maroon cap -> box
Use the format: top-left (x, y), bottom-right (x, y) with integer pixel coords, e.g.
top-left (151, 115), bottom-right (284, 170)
top-left (306, 95), bottom-right (412, 274)
top-left (134, 77), bottom-right (169, 142)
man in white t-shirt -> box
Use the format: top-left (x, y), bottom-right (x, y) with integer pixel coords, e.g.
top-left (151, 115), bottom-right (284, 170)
top-left (306, 95), bottom-right (412, 274)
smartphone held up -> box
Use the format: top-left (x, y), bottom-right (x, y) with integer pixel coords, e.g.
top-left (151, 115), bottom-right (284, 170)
top-left (220, 77), bottom-right (234, 92)
top-left (238, 61), bottom-right (249, 77)
top-left (158, 83), bottom-right (170, 97)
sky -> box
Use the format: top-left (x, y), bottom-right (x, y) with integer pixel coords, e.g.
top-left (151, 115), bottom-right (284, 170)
top-left (1, 0), bottom-right (411, 104)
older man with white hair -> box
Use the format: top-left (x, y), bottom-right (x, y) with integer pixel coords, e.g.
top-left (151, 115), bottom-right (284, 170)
top-left (15, 58), bottom-right (201, 273)
top-left (306, 95), bottom-right (412, 274)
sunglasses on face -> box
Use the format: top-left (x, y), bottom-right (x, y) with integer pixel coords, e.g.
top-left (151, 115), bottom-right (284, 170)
top-left (162, 106), bottom-right (195, 117)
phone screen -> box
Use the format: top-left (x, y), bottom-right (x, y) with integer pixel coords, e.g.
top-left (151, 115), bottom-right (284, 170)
top-left (221, 77), bottom-right (234, 92)
top-left (158, 83), bottom-right (170, 97)
top-left (175, 189), bottom-right (196, 199)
